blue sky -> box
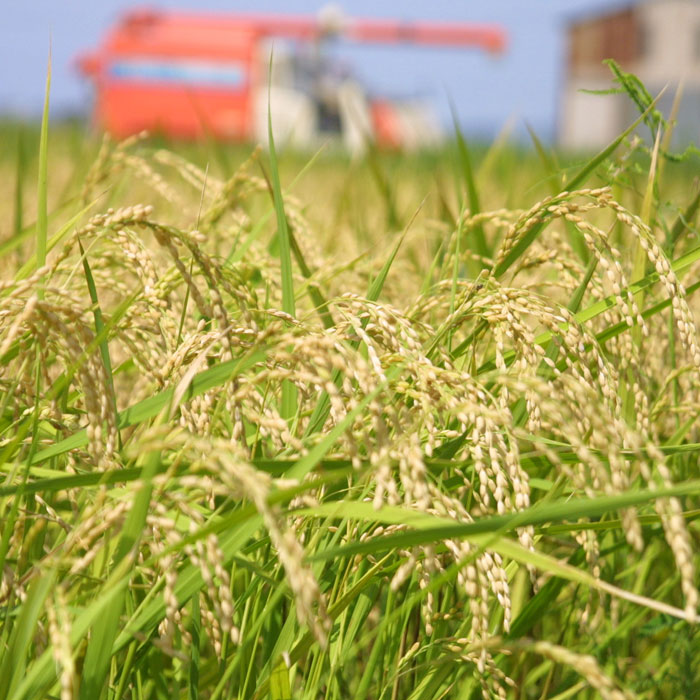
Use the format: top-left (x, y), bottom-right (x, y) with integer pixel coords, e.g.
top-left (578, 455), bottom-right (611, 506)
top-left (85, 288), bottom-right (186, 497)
top-left (1, 0), bottom-right (621, 141)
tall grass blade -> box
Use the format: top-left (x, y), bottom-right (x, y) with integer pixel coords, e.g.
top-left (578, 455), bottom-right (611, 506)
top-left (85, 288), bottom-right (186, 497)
top-left (269, 659), bottom-right (292, 700)
top-left (451, 105), bottom-right (487, 260)
top-left (0, 570), bottom-right (57, 698)
top-left (366, 143), bottom-right (401, 231)
top-left (13, 127), bottom-right (25, 242)
top-left (266, 53), bottom-right (297, 424)
top-left (471, 241), bottom-right (700, 368)
top-left (31, 347), bottom-right (268, 464)
top-left (477, 115), bottom-right (515, 181)
top-left (78, 239), bottom-right (119, 444)
top-left (266, 70), bottom-right (295, 320)
top-left (188, 595), bottom-right (201, 700)
top-left (306, 481), bottom-right (700, 561)
top-left (79, 445), bottom-right (162, 700)
top-left (36, 50), bottom-right (51, 290)
top-left (526, 122), bottom-right (587, 260)
top-left (288, 226), bottom-right (335, 329)
top-left (13, 198), bottom-right (98, 283)
top-left (305, 210), bottom-right (415, 438)
top-left (0, 195), bottom-right (80, 261)
top-left (669, 186), bottom-right (700, 253)
top-left (525, 122), bottom-right (561, 195)
top-left (494, 96), bottom-right (661, 278)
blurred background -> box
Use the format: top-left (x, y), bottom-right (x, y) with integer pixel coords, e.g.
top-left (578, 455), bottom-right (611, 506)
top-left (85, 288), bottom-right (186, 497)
top-left (1, 0), bottom-right (697, 149)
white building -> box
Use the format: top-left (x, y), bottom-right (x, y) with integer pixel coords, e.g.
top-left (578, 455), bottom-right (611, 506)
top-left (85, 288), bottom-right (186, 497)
top-left (559, 0), bottom-right (700, 149)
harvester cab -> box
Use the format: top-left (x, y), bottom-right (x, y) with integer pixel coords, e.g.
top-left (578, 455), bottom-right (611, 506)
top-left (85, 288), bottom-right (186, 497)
top-left (77, 5), bottom-right (506, 152)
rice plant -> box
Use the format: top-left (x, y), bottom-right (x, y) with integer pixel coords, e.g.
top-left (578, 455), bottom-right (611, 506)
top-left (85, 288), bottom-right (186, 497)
top-left (0, 77), bottom-right (699, 700)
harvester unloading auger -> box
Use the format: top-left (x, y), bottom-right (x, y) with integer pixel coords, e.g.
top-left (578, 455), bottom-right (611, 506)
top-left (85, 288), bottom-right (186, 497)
top-left (77, 5), bottom-right (506, 152)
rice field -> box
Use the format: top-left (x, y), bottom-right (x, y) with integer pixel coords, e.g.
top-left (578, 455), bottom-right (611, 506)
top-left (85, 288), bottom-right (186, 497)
top-left (1, 83), bottom-right (700, 700)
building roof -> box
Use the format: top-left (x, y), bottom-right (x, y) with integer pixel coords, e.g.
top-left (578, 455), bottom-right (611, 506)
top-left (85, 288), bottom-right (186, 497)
top-left (564, 0), bottom-right (698, 28)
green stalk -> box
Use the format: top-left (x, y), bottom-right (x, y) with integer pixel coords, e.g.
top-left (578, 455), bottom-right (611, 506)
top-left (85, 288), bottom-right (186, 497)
top-left (451, 105), bottom-right (487, 262)
top-left (13, 127), bottom-right (25, 242)
top-left (493, 95), bottom-right (662, 279)
top-left (78, 239), bottom-right (120, 448)
top-left (266, 53), bottom-right (297, 424)
top-left (36, 51), bottom-right (51, 294)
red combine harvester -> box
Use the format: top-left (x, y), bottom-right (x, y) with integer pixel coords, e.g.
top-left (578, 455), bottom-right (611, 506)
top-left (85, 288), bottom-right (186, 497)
top-left (77, 6), bottom-right (506, 151)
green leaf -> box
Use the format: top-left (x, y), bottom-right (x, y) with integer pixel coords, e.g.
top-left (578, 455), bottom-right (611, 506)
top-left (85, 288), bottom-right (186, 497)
top-left (266, 56), bottom-right (295, 321)
top-left (30, 347), bottom-right (268, 465)
top-left (78, 238), bottom-right (119, 446)
top-left (13, 198), bottom-right (99, 284)
top-left (79, 444), bottom-right (162, 700)
top-left (36, 50), bottom-right (51, 287)
top-left (305, 481), bottom-right (700, 563)
top-left (493, 96), bottom-right (662, 279)
top-left (452, 105), bottom-right (487, 261)
top-left (266, 54), bottom-right (297, 425)
top-left (473, 243), bottom-right (700, 370)
top-left (269, 658), bottom-right (292, 700)
top-left (0, 570), bottom-right (57, 698)
top-left (13, 127), bottom-right (25, 242)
